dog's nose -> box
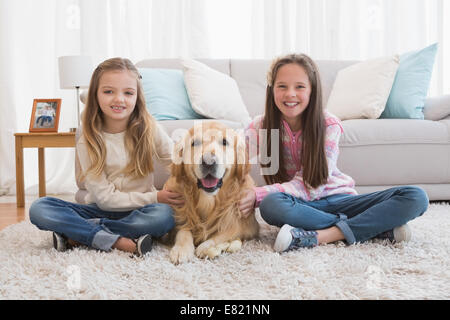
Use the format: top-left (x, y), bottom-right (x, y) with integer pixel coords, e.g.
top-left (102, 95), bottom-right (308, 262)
top-left (201, 153), bottom-right (217, 170)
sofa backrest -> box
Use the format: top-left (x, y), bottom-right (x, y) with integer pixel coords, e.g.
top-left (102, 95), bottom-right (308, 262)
top-left (136, 58), bottom-right (230, 75)
top-left (135, 58), bottom-right (359, 118)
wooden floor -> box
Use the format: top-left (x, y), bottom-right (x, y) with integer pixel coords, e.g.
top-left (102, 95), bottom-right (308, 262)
top-left (0, 203), bottom-right (29, 231)
top-left (0, 194), bottom-right (73, 231)
top-left (1, 199), bottom-right (448, 232)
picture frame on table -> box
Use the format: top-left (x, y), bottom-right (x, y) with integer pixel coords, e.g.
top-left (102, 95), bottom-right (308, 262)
top-left (29, 99), bottom-right (61, 133)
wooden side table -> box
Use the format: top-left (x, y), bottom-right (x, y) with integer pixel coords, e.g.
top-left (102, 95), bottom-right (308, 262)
top-left (14, 132), bottom-right (76, 207)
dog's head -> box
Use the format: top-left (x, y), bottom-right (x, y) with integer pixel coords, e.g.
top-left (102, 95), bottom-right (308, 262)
top-left (172, 122), bottom-right (249, 195)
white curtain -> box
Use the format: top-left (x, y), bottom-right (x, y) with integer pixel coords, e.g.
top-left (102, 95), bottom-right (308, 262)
top-left (206, 0), bottom-right (447, 95)
top-left (0, 0), bottom-right (210, 196)
top-left (0, 0), bottom-right (448, 196)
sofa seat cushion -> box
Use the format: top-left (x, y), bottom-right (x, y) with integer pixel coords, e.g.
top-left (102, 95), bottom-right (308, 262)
top-left (340, 119), bottom-right (449, 146)
top-left (338, 119), bottom-right (450, 185)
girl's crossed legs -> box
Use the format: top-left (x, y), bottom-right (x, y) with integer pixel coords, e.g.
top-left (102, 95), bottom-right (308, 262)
top-left (259, 186), bottom-right (429, 246)
top-left (29, 197), bottom-right (175, 252)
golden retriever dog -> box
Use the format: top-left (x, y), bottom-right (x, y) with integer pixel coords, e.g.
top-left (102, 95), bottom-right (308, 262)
top-left (165, 121), bottom-right (259, 264)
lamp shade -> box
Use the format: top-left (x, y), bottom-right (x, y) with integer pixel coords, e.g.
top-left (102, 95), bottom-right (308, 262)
top-left (58, 55), bottom-right (93, 89)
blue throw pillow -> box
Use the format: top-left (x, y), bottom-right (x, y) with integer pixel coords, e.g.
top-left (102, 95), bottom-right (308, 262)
top-left (380, 43), bottom-right (438, 119)
top-left (139, 68), bottom-right (204, 121)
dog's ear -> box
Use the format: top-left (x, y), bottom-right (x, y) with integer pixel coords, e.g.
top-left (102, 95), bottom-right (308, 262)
top-left (171, 138), bottom-right (185, 182)
top-left (235, 132), bottom-right (250, 181)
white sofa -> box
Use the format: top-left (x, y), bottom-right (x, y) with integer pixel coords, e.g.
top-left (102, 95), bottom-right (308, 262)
top-left (82, 58), bottom-right (450, 201)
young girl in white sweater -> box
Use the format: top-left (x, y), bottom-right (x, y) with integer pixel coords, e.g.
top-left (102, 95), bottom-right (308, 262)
top-left (30, 58), bottom-right (183, 256)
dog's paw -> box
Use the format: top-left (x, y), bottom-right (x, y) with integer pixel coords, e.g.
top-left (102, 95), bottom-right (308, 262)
top-left (216, 242), bottom-right (231, 251)
top-left (226, 239), bottom-right (242, 253)
top-left (195, 239), bottom-right (216, 259)
top-left (207, 242), bottom-right (232, 259)
top-left (169, 244), bottom-right (195, 265)
top-left (206, 246), bottom-right (223, 259)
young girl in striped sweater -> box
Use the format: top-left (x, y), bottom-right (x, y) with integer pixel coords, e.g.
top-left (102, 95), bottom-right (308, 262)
top-left (239, 53), bottom-right (428, 252)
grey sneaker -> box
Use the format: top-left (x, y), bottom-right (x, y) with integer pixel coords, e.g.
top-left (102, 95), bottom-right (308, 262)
top-left (52, 232), bottom-right (69, 252)
top-left (274, 224), bottom-right (318, 252)
top-left (375, 224), bottom-right (412, 243)
top-left (134, 234), bottom-right (153, 257)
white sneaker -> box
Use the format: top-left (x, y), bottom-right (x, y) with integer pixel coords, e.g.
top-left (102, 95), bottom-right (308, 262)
top-left (376, 224), bottom-right (411, 243)
top-left (274, 224), bottom-right (318, 252)
top-left (393, 224), bottom-right (412, 242)
top-left (274, 225), bottom-right (295, 252)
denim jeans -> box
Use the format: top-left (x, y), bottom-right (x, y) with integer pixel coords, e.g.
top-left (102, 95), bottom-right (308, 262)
top-left (259, 186), bottom-right (429, 244)
top-left (29, 197), bottom-right (175, 251)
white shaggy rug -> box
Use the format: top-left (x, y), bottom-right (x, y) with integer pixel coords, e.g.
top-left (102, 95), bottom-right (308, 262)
top-left (1, 203), bottom-right (449, 300)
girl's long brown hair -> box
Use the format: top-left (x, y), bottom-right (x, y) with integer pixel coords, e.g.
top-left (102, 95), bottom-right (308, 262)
top-left (262, 53), bottom-right (328, 189)
top-left (81, 57), bottom-right (155, 180)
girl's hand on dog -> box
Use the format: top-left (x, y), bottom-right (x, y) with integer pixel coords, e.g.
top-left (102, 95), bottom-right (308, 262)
top-left (157, 190), bottom-right (184, 207)
top-left (239, 189), bottom-right (256, 218)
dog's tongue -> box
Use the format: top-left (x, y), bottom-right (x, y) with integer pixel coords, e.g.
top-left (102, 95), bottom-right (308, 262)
top-left (201, 175), bottom-right (219, 188)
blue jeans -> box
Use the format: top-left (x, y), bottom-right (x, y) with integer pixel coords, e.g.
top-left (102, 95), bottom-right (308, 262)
top-left (29, 197), bottom-right (175, 251)
top-left (259, 186), bottom-right (429, 244)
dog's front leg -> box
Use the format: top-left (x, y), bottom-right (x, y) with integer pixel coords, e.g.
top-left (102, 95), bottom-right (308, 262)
top-left (169, 229), bottom-right (195, 265)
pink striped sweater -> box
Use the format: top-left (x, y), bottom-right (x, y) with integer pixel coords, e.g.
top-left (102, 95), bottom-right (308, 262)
top-left (245, 111), bottom-right (357, 207)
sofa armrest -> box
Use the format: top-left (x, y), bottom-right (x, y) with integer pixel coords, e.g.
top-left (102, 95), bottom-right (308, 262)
top-left (424, 95), bottom-right (450, 120)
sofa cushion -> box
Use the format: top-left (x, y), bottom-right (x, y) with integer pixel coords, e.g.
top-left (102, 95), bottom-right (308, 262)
top-left (139, 68), bottom-right (204, 121)
top-left (326, 55), bottom-right (399, 120)
top-left (423, 94), bottom-right (450, 121)
top-left (338, 119), bottom-right (450, 185)
top-left (380, 43), bottom-right (438, 119)
top-left (182, 59), bottom-right (252, 126)
top-left (315, 60), bottom-right (359, 107)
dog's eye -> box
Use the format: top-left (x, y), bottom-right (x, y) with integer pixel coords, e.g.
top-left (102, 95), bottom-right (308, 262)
top-left (191, 139), bottom-right (201, 147)
top-left (222, 139), bottom-right (229, 146)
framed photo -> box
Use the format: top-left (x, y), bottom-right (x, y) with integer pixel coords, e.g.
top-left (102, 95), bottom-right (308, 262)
top-left (29, 99), bottom-right (61, 132)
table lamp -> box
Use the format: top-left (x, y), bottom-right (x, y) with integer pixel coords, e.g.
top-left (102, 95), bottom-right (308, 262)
top-left (58, 55), bottom-right (93, 129)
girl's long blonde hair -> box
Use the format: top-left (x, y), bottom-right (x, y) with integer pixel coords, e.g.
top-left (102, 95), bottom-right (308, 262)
top-left (262, 53), bottom-right (328, 189)
top-left (81, 57), bottom-right (155, 180)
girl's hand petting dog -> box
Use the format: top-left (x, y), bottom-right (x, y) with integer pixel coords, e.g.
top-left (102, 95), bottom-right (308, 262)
top-left (157, 190), bottom-right (184, 207)
top-left (239, 189), bottom-right (256, 218)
